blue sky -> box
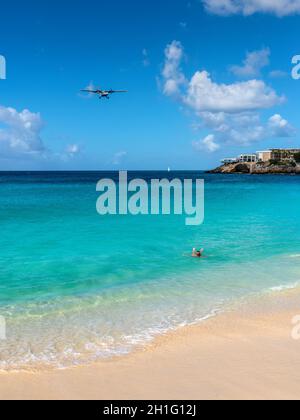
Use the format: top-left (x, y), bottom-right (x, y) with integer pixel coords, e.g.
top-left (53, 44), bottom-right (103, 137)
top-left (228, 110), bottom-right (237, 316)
top-left (0, 0), bottom-right (299, 170)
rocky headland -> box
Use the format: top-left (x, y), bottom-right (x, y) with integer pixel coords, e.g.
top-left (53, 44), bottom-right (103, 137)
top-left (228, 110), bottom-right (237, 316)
top-left (208, 161), bottom-right (300, 174)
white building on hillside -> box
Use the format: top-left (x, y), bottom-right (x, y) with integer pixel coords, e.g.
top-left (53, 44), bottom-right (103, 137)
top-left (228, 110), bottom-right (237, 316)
top-left (257, 151), bottom-right (272, 162)
top-left (239, 154), bottom-right (258, 163)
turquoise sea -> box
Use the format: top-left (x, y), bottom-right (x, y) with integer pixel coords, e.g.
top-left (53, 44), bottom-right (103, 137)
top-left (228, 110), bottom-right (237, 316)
top-left (0, 171), bottom-right (300, 370)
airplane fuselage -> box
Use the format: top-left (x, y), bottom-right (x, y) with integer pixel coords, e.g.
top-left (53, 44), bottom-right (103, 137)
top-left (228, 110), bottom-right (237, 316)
top-left (99, 91), bottom-right (110, 98)
top-left (80, 87), bottom-right (127, 99)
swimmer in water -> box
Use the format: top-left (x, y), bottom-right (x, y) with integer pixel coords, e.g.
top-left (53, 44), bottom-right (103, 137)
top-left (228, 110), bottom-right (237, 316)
top-left (192, 248), bottom-right (203, 258)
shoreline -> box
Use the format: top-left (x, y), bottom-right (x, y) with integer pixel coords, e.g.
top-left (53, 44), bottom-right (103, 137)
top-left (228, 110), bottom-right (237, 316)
top-left (1, 288), bottom-right (300, 400)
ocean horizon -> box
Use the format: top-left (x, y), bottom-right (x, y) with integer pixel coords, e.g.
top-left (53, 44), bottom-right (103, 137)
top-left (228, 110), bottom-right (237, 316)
top-left (1, 171), bottom-right (300, 370)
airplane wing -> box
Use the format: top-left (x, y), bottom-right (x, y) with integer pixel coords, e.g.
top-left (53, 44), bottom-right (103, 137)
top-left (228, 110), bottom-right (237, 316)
top-left (110, 90), bottom-right (128, 94)
top-left (81, 89), bottom-right (99, 93)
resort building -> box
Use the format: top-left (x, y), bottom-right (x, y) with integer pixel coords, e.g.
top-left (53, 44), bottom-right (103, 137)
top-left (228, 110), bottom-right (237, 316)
top-left (239, 154), bottom-right (258, 163)
top-left (221, 148), bottom-right (300, 165)
top-left (269, 149), bottom-right (300, 161)
top-left (257, 151), bottom-right (272, 162)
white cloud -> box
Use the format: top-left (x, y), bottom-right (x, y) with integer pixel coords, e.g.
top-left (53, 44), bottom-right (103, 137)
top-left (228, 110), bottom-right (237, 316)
top-left (0, 105), bottom-right (86, 166)
top-left (268, 114), bottom-right (295, 137)
top-left (142, 49), bottom-right (150, 67)
top-left (193, 134), bottom-right (220, 152)
top-left (161, 41), bottom-right (295, 153)
top-left (164, 40), bottom-right (184, 62)
top-left (162, 40), bottom-right (186, 96)
top-left (200, 112), bottom-right (265, 145)
top-left (184, 71), bottom-right (283, 113)
top-left (202, 0), bottom-right (300, 17)
top-left (230, 48), bottom-right (270, 77)
top-left (112, 151), bottom-right (127, 165)
top-left (162, 43), bottom-right (283, 113)
top-left (0, 105), bottom-right (46, 157)
top-left (198, 111), bottom-right (295, 148)
top-left (66, 144), bottom-right (81, 156)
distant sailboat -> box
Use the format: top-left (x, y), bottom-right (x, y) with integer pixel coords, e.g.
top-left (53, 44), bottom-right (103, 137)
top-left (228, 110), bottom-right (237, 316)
top-left (167, 167), bottom-right (171, 172)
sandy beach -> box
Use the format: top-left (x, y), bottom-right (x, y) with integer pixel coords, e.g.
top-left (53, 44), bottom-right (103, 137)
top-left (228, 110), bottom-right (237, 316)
top-left (1, 289), bottom-right (300, 400)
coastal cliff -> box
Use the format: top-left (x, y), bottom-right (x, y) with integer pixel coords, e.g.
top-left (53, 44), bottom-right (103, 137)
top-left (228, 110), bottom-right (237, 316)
top-left (208, 161), bottom-right (300, 174)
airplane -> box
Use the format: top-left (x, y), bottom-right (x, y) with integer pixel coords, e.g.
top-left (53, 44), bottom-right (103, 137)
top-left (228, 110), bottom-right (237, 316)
top-left (80, 88), bottom-right (128, 99)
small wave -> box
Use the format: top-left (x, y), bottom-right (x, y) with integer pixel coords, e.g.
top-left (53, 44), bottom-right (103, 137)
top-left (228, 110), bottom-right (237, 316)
top-left (289, 254), bottom-right (300, 258)
top-left (0, 304), bottom-right (224, 372)
top-left (269, 282), bottom-right (300, 292)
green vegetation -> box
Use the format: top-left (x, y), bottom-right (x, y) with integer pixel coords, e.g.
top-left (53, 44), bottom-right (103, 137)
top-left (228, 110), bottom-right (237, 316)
top-left (268, 159), bottom-right (287, 166)
top-left (294, 152), bottom-right (300, 163)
